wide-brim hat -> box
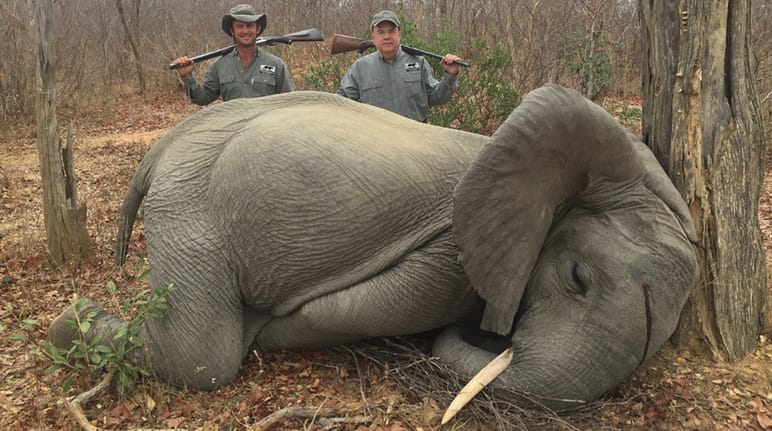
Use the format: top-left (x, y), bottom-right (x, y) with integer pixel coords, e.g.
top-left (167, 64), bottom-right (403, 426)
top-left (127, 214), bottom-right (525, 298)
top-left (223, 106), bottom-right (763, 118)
top-left (222, 4), bottom-right (267, 37)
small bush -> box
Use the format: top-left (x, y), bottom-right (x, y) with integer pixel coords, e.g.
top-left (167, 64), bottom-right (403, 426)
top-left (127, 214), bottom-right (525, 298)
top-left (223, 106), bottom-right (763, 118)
top-left (43, 280), bottom-right (173, 395)
top-left (299, 16), bottom-right (520, 135)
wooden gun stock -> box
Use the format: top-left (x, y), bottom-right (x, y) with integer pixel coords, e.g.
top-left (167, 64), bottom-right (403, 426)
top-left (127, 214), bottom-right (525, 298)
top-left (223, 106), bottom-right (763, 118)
top-left (329, 34), bottom-right (375, 55)
top-left (170, 28), bottom-right (324, 70)
top-left (329, 33), bottom-right (469, 67)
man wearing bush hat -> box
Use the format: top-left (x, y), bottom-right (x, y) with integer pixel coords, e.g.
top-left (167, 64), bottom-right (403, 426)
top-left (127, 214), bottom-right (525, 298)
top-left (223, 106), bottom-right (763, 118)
top-left (172, 4), bottom-right (294, 105)
top-left (336, 10), bottom-right (463, 122)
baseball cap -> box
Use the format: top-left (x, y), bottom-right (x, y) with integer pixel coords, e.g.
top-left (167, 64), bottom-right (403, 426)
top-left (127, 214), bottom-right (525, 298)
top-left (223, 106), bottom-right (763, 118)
top-left (371, 10), bottom-right (400, 29)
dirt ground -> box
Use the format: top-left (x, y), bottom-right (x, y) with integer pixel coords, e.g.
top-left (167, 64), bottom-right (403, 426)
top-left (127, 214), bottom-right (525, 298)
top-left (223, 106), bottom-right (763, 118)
top-left (0, 91), bottom-right (770, 430)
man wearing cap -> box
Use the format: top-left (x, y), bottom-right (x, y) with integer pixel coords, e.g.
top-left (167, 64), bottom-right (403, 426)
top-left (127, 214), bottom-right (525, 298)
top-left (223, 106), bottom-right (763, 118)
top-left (336, 10), bottom-right (463, 122)
top-left (172, 4), bottom-right (294, 105)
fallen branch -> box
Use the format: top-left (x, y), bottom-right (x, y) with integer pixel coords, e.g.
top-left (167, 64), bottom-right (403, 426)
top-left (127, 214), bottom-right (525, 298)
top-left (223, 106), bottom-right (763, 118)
top-left (248, 406), bottom-right (372, 431)
top-left (62, 368), bottom-right (116, 431)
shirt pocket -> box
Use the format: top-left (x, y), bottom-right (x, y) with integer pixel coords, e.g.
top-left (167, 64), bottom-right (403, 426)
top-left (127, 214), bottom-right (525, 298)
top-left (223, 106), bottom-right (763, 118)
top-left (219, 74), bottom-right (236, 86)
top-left (252, 72), bottom-right (276, 90)
top-left (403, 72), bottom-right (423, 98)
top-left (360, 80), bottom-right (384, 105)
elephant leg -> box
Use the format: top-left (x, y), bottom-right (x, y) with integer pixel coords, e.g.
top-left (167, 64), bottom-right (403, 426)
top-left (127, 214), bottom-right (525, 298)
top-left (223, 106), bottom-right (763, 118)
top-left (254, 230), bottom-right (482, 351)
top-left (137, 235), bottom-right (250, 390)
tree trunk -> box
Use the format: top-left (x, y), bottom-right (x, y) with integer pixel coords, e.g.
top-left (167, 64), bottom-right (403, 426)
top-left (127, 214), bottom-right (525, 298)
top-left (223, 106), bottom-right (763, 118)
top-left (114, 0), bottom-right (146, 93)
top-left (639, 0), bottom-right (768, 360)
top-left (34, 0), bottom-right (90, 267)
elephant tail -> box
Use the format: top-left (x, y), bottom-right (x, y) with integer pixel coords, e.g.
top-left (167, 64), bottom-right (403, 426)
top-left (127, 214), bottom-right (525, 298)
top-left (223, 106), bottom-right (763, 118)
top-left (115, 174), bottom-right (148, 266)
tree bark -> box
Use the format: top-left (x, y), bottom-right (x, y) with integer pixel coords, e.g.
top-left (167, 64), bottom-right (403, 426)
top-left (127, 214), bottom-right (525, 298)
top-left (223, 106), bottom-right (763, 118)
top-left (639, 0), bottom-right (768, 360)
top-left (34, 0), bottom-right (90, 267)
top-left (114, 0), bottom-right (146, 93)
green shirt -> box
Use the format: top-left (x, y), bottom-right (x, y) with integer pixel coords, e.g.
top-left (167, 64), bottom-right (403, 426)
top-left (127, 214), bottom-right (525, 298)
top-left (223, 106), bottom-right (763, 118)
top-left (336, 47), bottom-right (458, 122)
top-left (183, 48), bottom-right (294, 105)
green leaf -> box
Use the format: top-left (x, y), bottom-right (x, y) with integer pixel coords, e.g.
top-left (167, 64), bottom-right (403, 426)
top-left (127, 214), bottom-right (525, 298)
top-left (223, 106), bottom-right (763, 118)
top-left (94, 345), bottom-right (113, 354)
top-left (22, 319), bottom-right (38, 326)
top-left (62, 376), bottom-right (73, 393)
top-left (74, 297), bottom-right (87, 311)
top-left (9, 333), bottom-right (26, 342)
top-left (106, 280), bottom-right (117, 294)
top-left (78, 321), bottom-right (91, 334)
top-left (113, 327), bottom-right (128, 340)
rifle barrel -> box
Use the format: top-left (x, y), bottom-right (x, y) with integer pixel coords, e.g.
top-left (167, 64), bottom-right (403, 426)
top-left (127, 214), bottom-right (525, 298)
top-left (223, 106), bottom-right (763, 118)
top-left (400, 45), bottom-right (470, 68)
top-left (169, 28), bottom-right (323, 70)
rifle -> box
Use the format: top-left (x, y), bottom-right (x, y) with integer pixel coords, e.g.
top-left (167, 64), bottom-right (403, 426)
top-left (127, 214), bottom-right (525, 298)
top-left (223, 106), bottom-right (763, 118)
top-left (329, 33), bottom-right (470, 67)
top-left (169, 28), bottom-right (324, 70)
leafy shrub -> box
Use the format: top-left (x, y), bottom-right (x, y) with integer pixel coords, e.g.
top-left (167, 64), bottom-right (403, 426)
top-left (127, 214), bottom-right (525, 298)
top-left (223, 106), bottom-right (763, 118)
top-left (42, 280), bottom-right (173, 395)
top-left (300, 16), bottom-right (520, 135)
top-left (559, 30), bottom-right (621, 101)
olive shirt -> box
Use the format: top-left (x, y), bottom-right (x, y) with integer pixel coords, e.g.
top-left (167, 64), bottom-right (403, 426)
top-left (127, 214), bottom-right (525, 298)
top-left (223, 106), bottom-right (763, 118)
top-left (182, 48), bottom-right (294, 105)
top-left (336, 47), bottom-right (458, 122)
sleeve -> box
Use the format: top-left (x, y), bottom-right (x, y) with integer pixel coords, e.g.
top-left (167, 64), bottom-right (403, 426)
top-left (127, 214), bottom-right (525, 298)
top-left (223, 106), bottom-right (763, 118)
top-left (336, 63), bottom-right (360, 101)
top-left (184, 65), bottom-right (221, 106)
top-left (424, 59), bottom-right (458, 107)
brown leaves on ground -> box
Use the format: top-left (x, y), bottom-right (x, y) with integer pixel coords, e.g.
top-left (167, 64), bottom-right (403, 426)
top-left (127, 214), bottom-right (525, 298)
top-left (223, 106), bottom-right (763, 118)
top-left (0, 92), bottom-right (770, 430)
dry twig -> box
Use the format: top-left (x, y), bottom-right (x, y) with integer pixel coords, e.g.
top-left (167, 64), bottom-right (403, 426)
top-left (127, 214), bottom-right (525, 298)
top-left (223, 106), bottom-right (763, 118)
top-left (248, 406), bottom-right (372, 430)
top-left (62, 368), bottom-right (116, 431)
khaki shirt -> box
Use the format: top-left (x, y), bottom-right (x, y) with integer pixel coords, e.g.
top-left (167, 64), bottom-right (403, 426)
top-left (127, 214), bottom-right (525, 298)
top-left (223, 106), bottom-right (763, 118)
top-left (183, 48), bottom-right (294, 105)
top-left (336, 47), bottom-right (458, 122)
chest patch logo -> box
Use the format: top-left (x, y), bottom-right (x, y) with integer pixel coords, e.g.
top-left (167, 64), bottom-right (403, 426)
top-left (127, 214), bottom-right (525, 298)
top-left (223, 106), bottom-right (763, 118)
top-left (405, 63), bottom-right (421, 72)
top-left (259, 65), bottom-right (276, 75)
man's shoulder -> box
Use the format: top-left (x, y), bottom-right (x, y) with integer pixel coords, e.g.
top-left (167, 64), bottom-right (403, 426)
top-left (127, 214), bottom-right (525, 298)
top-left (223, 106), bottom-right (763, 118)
top-left (351, 51), bottom-right (382, 68)
top-left (210, 52), bottom-right (237, 71)
top-left (258, 50), bottom-right (287, 66)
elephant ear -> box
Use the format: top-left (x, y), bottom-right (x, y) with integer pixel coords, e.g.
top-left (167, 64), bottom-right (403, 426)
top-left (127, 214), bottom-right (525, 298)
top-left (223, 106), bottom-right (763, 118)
top-left (453, 83), bottom-right (645, 335)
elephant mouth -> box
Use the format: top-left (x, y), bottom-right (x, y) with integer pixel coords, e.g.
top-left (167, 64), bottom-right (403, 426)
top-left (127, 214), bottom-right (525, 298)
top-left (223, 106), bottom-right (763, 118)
top-left (640, 283), bottom-right (653, 367)
top-left (439, 282), bottom-right (658, 421)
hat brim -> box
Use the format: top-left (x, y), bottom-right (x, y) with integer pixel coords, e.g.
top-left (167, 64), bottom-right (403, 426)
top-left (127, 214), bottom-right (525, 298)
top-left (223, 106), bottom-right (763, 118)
top-left (222, 13), bottom-right (267, 37)
top-left (372, 18), bottom-right (400, 29)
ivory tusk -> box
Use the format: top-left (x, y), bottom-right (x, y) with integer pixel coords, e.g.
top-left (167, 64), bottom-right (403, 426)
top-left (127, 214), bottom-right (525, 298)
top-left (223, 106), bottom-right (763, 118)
top-left (441, 346), bottom-right (514, 425)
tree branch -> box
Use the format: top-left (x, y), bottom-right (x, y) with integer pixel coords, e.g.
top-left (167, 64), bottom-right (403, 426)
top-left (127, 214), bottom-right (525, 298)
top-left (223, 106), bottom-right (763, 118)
top-left (248, 406), bottom-right (372, 431)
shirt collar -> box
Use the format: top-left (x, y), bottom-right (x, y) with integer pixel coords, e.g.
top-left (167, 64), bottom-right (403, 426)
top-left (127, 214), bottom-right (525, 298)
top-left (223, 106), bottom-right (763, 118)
top-left (230, 47), bottom-right (260, 58)
top-left (377, 45), bottom-right (405, 63)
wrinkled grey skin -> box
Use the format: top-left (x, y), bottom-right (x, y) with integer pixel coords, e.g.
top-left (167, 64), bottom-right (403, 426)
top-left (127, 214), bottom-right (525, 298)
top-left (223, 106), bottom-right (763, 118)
top-left (48, 84), bottom-right (699, 410)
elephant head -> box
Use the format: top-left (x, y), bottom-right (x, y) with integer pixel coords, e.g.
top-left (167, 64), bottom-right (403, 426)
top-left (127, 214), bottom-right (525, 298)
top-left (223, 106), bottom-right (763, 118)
top-left (434, 84), bottom-right (699, 411)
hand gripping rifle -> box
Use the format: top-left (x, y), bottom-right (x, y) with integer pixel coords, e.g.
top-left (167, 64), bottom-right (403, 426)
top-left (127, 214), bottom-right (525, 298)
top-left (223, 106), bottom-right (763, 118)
top-left (329, 33), bottom-right (469, 67)
top-left (169, 28), bottom-right (324, 70)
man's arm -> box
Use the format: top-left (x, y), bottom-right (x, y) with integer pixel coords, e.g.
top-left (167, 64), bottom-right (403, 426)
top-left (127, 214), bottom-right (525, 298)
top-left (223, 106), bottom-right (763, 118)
top-left (336, 64), bottom-right (360, 101)
top-left (276, 61), bottom-right (295, 93)
top-left (424, 59), bottom-right (458, 107)
top-left (183, 66), bottom-right (222, 106)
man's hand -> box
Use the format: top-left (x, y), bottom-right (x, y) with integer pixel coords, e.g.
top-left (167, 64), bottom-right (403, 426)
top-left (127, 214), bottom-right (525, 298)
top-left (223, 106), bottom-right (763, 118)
top-left (441, 54), bottom-right (463, 76)
top-left (172, 56), bottom-right (195, 77)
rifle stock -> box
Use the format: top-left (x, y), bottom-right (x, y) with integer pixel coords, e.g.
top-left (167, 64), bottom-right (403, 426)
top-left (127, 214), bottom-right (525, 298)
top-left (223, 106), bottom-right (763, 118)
top-left (329, 34), bottom-right (375, 55)
top-left (329, 33), bottom-right (469, 67)
top-left (169, 28), bottom-right (324, 70)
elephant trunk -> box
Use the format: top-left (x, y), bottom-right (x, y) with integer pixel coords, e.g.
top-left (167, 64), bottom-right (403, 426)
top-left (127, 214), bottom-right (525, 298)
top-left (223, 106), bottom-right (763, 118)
top-left (433, 323), bottom-right (640, 412)
top-left (47, 298), bottom-right (147, 367)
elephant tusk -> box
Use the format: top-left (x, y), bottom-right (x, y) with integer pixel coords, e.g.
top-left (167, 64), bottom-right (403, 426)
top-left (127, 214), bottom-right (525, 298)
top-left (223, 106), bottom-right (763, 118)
top-left (441, 346), bottom-right (514, 425)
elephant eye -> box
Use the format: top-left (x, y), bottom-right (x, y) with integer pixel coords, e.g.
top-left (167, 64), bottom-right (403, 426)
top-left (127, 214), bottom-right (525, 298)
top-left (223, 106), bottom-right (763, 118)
top-left (569, 262), bottom-right (590, 296)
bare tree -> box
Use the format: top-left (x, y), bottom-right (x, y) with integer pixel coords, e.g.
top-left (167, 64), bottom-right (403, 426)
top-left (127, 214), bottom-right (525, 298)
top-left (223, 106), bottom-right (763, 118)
top-left (33, 0), bottom-right (91, 267)
top-left (640, 0), bottom-right (768, 360)
top-left (114, 0), bottom-right (146, 92)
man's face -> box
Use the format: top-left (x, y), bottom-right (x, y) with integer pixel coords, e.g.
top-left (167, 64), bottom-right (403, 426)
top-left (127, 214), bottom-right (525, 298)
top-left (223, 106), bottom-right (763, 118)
top-left (372, 22), bottom-right (400, 61)
top-left (232, 20), bottom-right (259, 47)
